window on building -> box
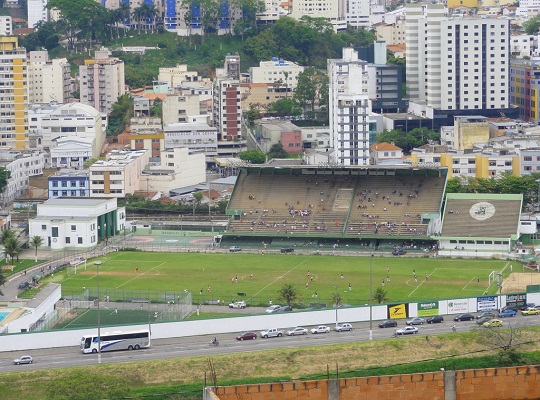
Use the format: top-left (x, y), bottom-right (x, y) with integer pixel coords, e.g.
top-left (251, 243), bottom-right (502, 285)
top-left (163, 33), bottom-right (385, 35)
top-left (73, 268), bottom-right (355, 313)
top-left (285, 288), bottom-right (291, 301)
top-left (52, 227), bottom-right (58, 237)
top-left (41, 224), bottom-right (46, 230)
top-left (52, 181), bottom-right (58, 187)
top-left (66, 237), bottom-right (70, 244)
top-left (78, 237), bottom-right (83, 244)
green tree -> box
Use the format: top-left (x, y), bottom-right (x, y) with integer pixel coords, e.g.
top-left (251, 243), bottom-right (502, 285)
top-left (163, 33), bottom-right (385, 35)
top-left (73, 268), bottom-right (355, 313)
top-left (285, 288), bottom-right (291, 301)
top-left (151, 98), bottom-right (163, 120)
top-left (374, 128), bottom-right (439, 153)
top-left (524, 16), bottom-right (540, 34)
top-left (267, 143), bottom-right (288, 159)
top-left (294, 67), bottom-right (327, 114)
top-left (4, 236), bottom-right (21, 264)
top-left (30, 235), bottom-right (44, 262)
top-left (373, 287), bottom-right (389, 304)
top-left (238, 150), bottom-right (265, 164)
top-left (277, 283), bottom-right (297, 307)
top-left (245, 105), bottom-right (259, 129)
top-left (269, 98), bottom-right (301, 117)
top-left (107, 94), bottom-right (133, 137)
top-left (0, 166), bottom-right (10, 193)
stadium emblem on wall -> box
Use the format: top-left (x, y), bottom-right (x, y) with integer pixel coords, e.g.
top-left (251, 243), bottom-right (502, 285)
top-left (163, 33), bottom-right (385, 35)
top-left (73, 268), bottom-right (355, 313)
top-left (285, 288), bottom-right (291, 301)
top-left (469, 202), bottom-right (495, 221)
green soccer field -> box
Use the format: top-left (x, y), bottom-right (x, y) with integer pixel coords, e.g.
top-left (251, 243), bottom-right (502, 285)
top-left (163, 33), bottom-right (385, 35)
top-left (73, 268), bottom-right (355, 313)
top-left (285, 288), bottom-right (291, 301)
top-left (54, 251), bottom-right (510, 306)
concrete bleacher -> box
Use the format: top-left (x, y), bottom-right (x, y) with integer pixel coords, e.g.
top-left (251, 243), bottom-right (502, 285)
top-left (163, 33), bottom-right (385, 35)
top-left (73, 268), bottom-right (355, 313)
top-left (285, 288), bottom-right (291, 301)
top-left (441, 196), bottom-right (522, 238)
top-left (226, 168), bottom-right (447, 238)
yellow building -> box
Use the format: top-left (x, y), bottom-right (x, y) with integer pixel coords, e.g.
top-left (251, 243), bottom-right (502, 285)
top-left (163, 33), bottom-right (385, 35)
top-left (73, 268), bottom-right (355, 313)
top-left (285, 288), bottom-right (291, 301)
top-left (454, 116), bottom-right (489, 151)
top-left (0, 37), bottom-right (28, 148)
top-left (447, 0), bottom-right (478, 8)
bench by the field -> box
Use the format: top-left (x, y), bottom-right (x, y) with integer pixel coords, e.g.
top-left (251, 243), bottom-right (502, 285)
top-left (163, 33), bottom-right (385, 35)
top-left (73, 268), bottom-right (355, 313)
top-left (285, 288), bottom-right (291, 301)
top-left (204, 299), bottom-right (221, 305)
top-left (310, 302), bottom-right (327, 309)
top-left (131, 299), bottom-right (150, 303)
top-left (236, 292), bottom-right (246, 297)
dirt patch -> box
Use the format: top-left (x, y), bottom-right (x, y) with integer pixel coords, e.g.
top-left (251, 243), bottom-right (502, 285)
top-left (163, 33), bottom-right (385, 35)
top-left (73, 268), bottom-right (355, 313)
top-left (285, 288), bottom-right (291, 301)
top-left (502, 273), bottom-right (540, 293)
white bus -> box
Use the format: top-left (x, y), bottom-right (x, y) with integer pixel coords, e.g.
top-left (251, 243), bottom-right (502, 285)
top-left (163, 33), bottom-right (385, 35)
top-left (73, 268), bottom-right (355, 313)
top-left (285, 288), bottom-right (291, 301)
top-left (80, 330), bottom-right (150, 353)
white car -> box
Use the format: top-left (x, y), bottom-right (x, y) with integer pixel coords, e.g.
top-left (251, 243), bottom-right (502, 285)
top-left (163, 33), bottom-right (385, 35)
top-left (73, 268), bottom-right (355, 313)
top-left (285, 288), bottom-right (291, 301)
top-left (13, 355), bottom-right (33, 365)
top-left (228, 301), bottom-right (246, 309)
top-left (266, 305), bottom-right (281, 313)
top-left (394, 326), bottom-right (419, 336)
top-left (229, 246), bottom-right (241, 252)
top-left (311, 325), bottom-right (330, 334)
top-left (287, 327), bottom-right (308, 336)
top-left (335, 323), bottom-right (353, 332)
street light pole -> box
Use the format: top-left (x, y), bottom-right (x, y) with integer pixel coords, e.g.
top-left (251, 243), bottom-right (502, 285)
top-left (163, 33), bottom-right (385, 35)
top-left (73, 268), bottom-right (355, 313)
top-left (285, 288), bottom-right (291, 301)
top-left (333, 285), bottom-right (338, 328)
top-left (94, 261), bottom-right (102, 364)
top-left (369, 254), bottom-right (373, 341)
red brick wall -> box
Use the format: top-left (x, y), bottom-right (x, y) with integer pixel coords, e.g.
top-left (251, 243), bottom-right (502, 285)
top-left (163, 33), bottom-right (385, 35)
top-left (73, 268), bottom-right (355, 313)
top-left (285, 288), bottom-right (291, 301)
top-left (213, 365), bottom-right (540, 400)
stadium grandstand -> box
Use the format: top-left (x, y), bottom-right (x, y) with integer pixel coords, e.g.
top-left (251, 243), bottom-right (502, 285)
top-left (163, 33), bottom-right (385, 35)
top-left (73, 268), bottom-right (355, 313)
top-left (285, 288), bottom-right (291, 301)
top-left (222, 166), bottom-right (447, 252)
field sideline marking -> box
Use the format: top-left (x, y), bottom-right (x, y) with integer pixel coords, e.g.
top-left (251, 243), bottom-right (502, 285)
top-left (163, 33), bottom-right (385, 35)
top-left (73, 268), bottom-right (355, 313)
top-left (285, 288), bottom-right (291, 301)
top-left (247, 257), bottom-right (312, 301)
top-left (461, 277), bottom-right (480, 291)
top-left (407, 268), bottom-right (437, 298)
top-left (115, 261), bottom-right (166, 289)
top-left (62, 308), bottom-right (91, 329)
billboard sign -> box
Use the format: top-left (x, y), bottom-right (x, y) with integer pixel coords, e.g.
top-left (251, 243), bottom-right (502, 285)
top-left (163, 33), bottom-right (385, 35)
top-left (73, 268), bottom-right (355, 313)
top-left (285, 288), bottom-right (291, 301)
top-left (447, 299), bottom-right (468, 314)
top-left (417, 301), bottom-right (439, 316)
top-left (477, 296), bottom-right (498, 311)
top-left (505, 293), bottom-right (526, 309)
top-left (388, 304), bottom-right (407, 319)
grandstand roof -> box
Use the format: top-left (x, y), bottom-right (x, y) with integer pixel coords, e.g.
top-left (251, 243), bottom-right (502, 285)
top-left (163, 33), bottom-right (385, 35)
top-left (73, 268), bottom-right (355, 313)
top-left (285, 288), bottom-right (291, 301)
top-left (440, 193), bottom-right (522, 239)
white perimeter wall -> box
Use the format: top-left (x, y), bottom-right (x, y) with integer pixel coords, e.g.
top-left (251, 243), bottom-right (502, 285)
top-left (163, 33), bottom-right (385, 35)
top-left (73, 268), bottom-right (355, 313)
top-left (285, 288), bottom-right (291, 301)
top-left (2, 291), bottom-right (539, 352)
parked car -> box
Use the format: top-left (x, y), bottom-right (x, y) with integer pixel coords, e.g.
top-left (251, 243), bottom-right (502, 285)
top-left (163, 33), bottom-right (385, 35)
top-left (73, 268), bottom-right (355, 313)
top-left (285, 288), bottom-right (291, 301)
top-left (229, 246), bottom-right (241, 252)
top-left (498, 309), bottom-right (517, 318)
top-left (236, 332), bottom-right (257, 341)
top-left (13, 355), bottom-right (33, 365)
top-left (476, 311), bottom-right (496, 319)
top-left (521, 307), bottom-right (540, 316)
top-left (286, 327), bottom-right (308, 336)
top-left (280, 247), bottom-right (294, 253)
top-left (17, 282), bottom-right (31, 290)
top-left (259, 328), bottom-right (283, 338)
top-left (483, 319), bottom-right (503, 328)
top-left (70, 256), bottom-right (85, 266)
top-left (277, 305), bottom-right (292, 312)
top-left (228, 301), bottom-right (246, 309)
top-left (394, 326), bottom-right (419, 335)
top-left (501, 305), bottom-right (518, 313)
top-left (378, 320), bottom-right (398, 328)
top-left (519, 303), bottom-right (536, 311)
top-left (406, 317), bottom-right (425, 325)
top-left (392, 248), bottom-right (406, 256)
top-left (311, 326), bottom-right (330, 334)
top-left (335, 323), bottom-right (353, 332)
top-left (265, 305), bottom-right (281, 313)
top-left (427, 316), bottom-right (444, 324)
top-left (454, 314), bottom-right (474, 321)
top-left (476, 316), bottom-right (492, 325)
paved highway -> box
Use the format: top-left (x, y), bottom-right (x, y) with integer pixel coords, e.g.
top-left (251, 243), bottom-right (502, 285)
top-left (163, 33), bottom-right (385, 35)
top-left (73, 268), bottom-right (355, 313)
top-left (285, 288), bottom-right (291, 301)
top-left (1, 315), bottom-right (537, 373)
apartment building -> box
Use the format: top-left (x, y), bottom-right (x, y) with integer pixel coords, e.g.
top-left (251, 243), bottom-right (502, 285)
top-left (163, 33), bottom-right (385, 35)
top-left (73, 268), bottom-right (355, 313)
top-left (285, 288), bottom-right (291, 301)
top-left (29, 197), bottom-right (126, 250)
top-left (0, 37), bottom-right (28, 149)
top-left (157, 64), bottom-right (200, 87)
top-left (28, 50), bottom-right (71, 104)
top-left (162, 91), bottom-right (202, 126)
top-left (0, 150), bottom-right (44, 206)
top-left (27, 0), bottom-right (49, 28)
top-left (510, 60), bottom-right (540, 123)
top-left (29, 102), bottom-right (106, 166)
top-left (410, 146), bottom-right (519, 178)
top-left (89, 149), bottom-right (150, 198)
top-left (406, 4), bottom-right (509, 112)
top-left (517, 0), bottom-right (540, 16)
top-left (328, 48), bottom-right (372, 166)
top-left (0, 16), bottom-right (12, 35)
top-left (248, 58), bottom-right (304, 94)
top-left (130, 116), bottom-right (164, 159)
top-left (164, 122), bottom-right (218, 164)
top-left (79, 50), bottom-right (126, 114)
top-left (48, 169), bottom-right (90, 198)
top-left (141, 147), bottom-right (206, 194)
top-left (213, 71), bottom-right (241, 141)
top-left (520, 148), bottom-right (540, 175)
top-left (375, 19), bottom-right (406, 45)
top-left (289, 0), bottom-right (347, 31)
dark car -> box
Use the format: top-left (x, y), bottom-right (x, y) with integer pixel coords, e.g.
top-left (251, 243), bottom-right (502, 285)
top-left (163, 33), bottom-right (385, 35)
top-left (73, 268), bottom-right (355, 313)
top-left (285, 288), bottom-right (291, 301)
top-left (427, 315), bottom-right (444, 324)
top-left (277, 305), bottom-right (292, 312)
top-left (236, 332), bottom-right (257, 341)
top-left (476, 311), bottom-right (496, 319)
top-left (501, 305), bottom-right (518, 313)
top-left (280, 247), bottom-right (294, 253)
top-left (476, 316), bottom-right (492, 325)
top-left (378, 320), bottom-right (398, 328)
top-left (392, 248), bottom-right (406, 256)
top-left (454, 313), bottom-right (474, 321)
top-left (17, 282), bottom-right (31, 290)
top-left (498, 309), bottom-right (517, 318)
top-left (519, 303), bottom-right (535, 311)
